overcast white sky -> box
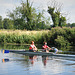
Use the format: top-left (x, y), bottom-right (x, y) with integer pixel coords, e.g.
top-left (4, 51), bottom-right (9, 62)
top-left (0, 0), bottom-right (75, 23)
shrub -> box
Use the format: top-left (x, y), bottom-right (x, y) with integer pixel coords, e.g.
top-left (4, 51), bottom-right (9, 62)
top-left (0, 27), bottom-right (74, 50)
top-left (55, 36), bottom-right (70, 47)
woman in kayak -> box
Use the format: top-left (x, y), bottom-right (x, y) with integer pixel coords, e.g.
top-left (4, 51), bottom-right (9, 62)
top-left (29, 41), bottom-right (37, 52)
top-left (42, 42), bottom-right (52, 52)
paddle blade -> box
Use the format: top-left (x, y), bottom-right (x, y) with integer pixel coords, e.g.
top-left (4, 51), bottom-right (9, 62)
top-left (2, 50), bottom-right (9, 53)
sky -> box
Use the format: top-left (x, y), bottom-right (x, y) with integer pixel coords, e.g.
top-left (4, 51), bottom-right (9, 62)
top-left (0, 0), bottom-right (75, 23)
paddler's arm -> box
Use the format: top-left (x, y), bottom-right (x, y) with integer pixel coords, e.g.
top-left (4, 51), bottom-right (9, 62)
top-left (47, 46), bottom-right (52, 50)
top-left (34, 46), bottom-right (37, 50)
top-left (42, 46), bottom-right (45, 49)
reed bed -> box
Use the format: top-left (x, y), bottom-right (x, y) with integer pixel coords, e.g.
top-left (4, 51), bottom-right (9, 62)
top-left (0, 29), bottom-right (49, 44)
top-left (0, 27), bottom-right (75, 51)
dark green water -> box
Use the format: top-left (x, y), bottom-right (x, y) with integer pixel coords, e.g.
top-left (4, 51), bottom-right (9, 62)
top-left (0, 44), bottom-right (74, 51)
top-left (0, 44), bottom-right (43, 50)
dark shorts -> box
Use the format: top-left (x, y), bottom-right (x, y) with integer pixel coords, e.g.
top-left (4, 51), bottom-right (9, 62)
top-left (42, 49), bottom-right (46, 52)
top-left (29, 49), bottom-right (34, 52)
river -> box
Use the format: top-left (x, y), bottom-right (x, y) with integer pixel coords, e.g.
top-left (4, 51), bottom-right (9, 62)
top-left (0, 45), bottom-right (75, 75)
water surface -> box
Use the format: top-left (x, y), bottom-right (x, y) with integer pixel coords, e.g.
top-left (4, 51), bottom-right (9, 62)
top-left (0, 50), bottom-right (75, 75)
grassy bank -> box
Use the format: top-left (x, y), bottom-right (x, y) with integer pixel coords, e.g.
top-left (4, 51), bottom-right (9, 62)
top-left (0, 30), bottom-right (49, 44)
top-left (0, 27), bottom-right (75, 51)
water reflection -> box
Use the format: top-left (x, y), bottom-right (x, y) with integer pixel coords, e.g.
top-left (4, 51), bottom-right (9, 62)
top-left (0, 44), bottom-right (29, 50)
top-left (0, 44), bottom-right (42, 50)
top-left (1, 50), bottom-right (75, 75)
top-left (2, 59), bottom-right (9, 63)
top-left (42, 56), bottom-right (49, 66)
top-left (29, 55), bottom-right (37, 64)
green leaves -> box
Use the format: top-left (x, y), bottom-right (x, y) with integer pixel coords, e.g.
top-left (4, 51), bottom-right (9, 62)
top-left (0, 27), bottom-right (74, 51)
top-left (6, 0), bottom-right (51, 30)
top-left (3, 18), bottom-right (14, 29)
top-left (43, 27), bottom-right (75, 48)
top-left (55, 36), bottom-right (70, 47)
top-left (48, 2), bottom-right (66, 27)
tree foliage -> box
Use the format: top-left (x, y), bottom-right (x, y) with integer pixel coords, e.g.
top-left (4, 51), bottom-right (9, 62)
top-left (0, 16), bottom-right (3, 29)
top-left (0, 0), bottom-right (74, 30)
top-left (7, 0), bottom-right (50, 30)
top-left (3, 18), bottom-right (14, 29)
top-left (67, 23), bottom-right (75, 27)
top-left (47, 0), bottom-right (66, 27)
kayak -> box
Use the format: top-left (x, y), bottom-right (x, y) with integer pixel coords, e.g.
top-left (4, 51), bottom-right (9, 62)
top-left (2, 49), bottom-right (75, 58)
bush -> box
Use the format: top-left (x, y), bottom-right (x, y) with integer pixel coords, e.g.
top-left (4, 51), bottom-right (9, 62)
top-left (55, 36), bottom-right (70, 47)
top-left (0, 27), bottom-right (75, 50)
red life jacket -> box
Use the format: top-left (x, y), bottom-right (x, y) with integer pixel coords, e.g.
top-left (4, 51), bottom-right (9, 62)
top-left (29, 46), bottom-right (32, 50)
top-left (42, 45), bottom-right (48, 49)
top-left (29, 44), bottom-right (35, 50)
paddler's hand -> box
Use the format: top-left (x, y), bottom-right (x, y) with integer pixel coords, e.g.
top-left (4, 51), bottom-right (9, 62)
top-left (51, 48), bottom-right (53, 50)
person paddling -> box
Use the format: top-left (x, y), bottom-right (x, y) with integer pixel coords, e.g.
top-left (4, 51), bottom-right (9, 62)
top-left (29, 41), bottom-right (37, 52)
top-left (42, 42), bottom-right (52, 52)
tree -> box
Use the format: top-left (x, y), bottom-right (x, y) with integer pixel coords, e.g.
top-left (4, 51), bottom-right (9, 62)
top-left (59, 16), bottom-right (66, 27)
top-left (3, 18), bottom-right (14, 29)
top-left (7, 0), bottom-right (50, 30)
top-left (71, 23), bottom-right (75, 27)
top-left (47, 0), bottom-right (66, 27)
top-left (66, 23), bottom-right (75, 27)
top-left (0, 16), bottom-right (3, 29)
top-left (7, 0), bottom-right (38, 30)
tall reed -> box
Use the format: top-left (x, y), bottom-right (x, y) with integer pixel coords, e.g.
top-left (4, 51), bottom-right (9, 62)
top-left (0, 30), bottom-right (49, 44)
top-left (0, 27), bottom-right (75, 50)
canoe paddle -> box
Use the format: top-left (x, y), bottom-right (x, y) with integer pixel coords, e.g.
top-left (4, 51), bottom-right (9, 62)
top-left (1, 49), bottom-right (9, 53)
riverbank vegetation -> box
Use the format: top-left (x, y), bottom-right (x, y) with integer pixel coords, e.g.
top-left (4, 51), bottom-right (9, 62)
top-left (0, 0), bottom-right (75, 51)
top-left (0, 27), bottom-right (75, 51)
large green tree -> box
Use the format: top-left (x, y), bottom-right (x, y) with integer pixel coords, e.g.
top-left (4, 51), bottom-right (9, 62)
top-left (47, 0), bottom-right (66, 27)
top-left (8, 0), bottom-right (35, 30)
top-left (7, 0), bottom-right (50, 30)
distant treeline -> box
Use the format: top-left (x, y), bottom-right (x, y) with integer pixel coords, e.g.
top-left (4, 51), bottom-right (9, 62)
top-left (0, 16), bottom-right (75, 30)
top-left (0, 27), bottom-right (75, 51)
top-left (0, 0), bottom-right (75, 30)
top-left (0, 16), bottom-right (51, 30)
